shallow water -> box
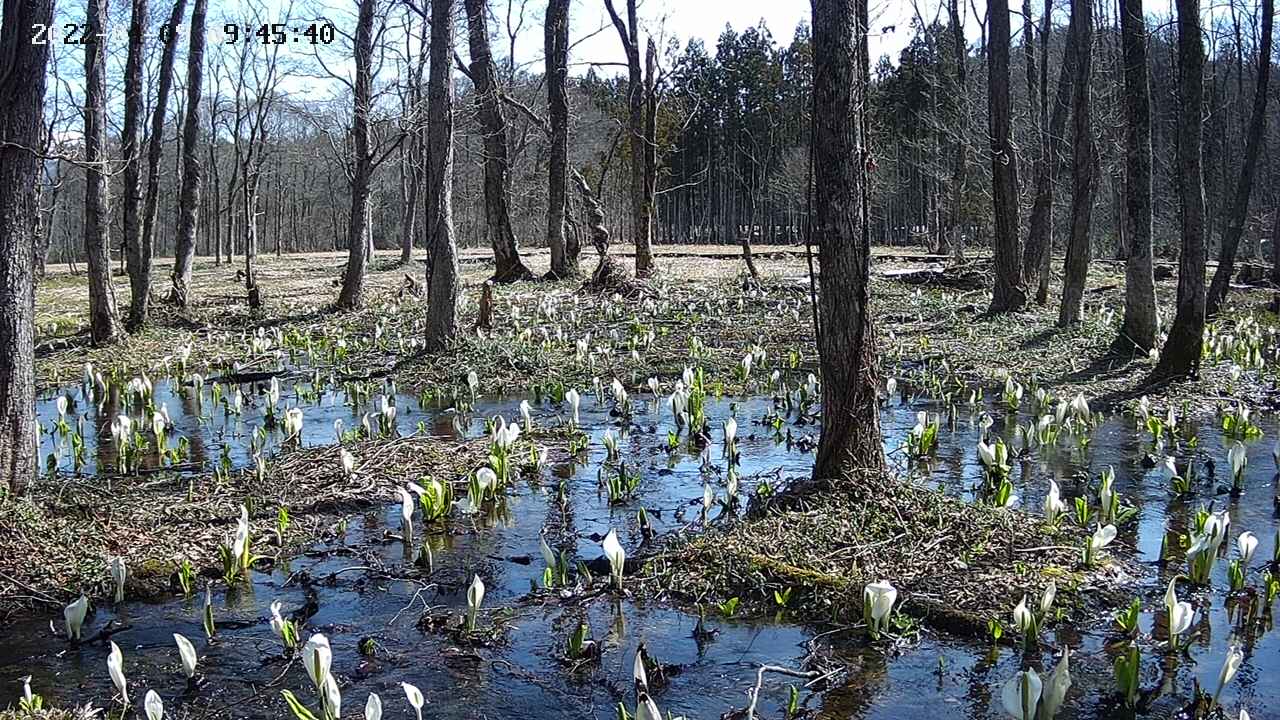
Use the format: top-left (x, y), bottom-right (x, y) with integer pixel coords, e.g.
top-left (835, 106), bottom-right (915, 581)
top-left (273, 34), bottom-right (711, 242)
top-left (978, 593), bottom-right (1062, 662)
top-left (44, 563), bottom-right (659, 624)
top-left (5, 375), bottom-right (1280, 719)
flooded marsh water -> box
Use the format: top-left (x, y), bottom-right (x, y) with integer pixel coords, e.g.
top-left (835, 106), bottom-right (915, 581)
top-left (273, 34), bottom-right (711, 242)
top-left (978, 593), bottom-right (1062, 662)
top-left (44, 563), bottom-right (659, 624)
top-left (4, 372), bottom-right (1279, 719)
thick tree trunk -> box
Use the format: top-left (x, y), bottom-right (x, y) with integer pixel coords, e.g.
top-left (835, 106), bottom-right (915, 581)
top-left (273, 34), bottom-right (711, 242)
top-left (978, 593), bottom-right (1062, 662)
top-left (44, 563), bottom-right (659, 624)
top-left (121, 0), bottom-right (148, 330)
top-left (424, 0), bottom-right (460, 350)
top-left (463, 0), bottom-right (533, 284)
top-left (84, 0), bottom-right (120, 344)
top-left (336, 0), bottom-right (377, 309)
top-left (1206, 0), bottom-right (1274, 316)
top-left (1023, 4), bottom-right (1077, 302)
top-left (1154, 0), bottom-right (1207, 379)
top-left (1115, 0), bottom-right (1158, 352)
top-left (605, 0), bottom-right (655, 277)
top-left (0, 0), bottom-right (53, 495)
top-left (1057, 0), bottom-right (1095, 326)
top-left (544, 0), bottom-right (578, 279)
top-left (986, 0), bottom-right (1026, 313)
top-left (170, 0), bottom-right (207, 307)
top-left (810, 0), bottom-right (884, 479)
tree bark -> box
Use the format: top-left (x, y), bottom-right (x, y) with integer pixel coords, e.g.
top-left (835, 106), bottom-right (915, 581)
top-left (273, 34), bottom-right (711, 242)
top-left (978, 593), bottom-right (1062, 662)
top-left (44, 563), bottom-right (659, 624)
top-left (945, 0), bottom-right (968, 261)
top-left (1056, 0), bottom-right (1095, 326)
top-left (1154, 0), bottom-right (1207, 379)
top-left (0, 0), bottom-right (54, 495)
top-left (424, 0), bottom-right (460, 350)
top-left (604, 0), bottom-right (656, 277)
top-left (1114, 0), bottom-right (1158, 352)
top-left (170, 0), bottom-right (207, 307)
top-left (121, 0), bottom-right (148, 330)
top-left (810, 0), bottom-right (884, 479)
top-left (84, 0), bottom-right (120, 344)
top-left (544, 0), bottom-right (578, 279)
top-left (1023, 3), bottom-right (1077, 302)
top-left (135, 0), bottom-right (188, 319)
top-left (986, 0), bottom-right (1026, 313)
top-left (336, 0), bottom-right (377, 309)
top-left (463, 0), bottom-right (533, 283)
top-left (1206, 0), bottom-right (1274, 316)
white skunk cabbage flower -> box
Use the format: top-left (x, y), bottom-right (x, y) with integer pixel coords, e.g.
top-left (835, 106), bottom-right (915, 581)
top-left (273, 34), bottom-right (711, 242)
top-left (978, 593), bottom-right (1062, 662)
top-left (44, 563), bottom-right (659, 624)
top-left (334, 419), bottom-right (345, 443)
top-left (1214, 645), bottom-right (1244, 702)
top-left (56, 395), bottom-right (68, 418)
top-left (107, 640), bottom-right (129, 705)
top-left (1044, 481), bottom-right (1065, 522)
top-left (173, 633), bottom-right (198, 678)
top-left (322, 674), bottom-right (342, 718)
top-left (340, 448), bottom-right (355, 477)
top-left (110, 556), bottom-right (128, 604)
top-left (466, 370), bottom-right (479, 396)
top-left (602, 529), bottom-right (625, 589)
top-left (1089, 525), bottom-right (1117, 554)
top-left (632, 649), bottom-right (649, 691)
top-left (1228, 443), bottom-right (1247, 484)
top-left (1040, 650), bottom-right (1071, 719)
top-left (636, 693), bottom-right (663, 720)
top-left (283, 407), bottom-right (304, 439)
top-left (398, 488), bottom-right (415, 536)
top-left (379, 395), bottom-right (397, 425)
top-left (520, 400), bottom-right (532, 432)
top-left (302, 634), bottom-right (332, 692)
top-left (885, 377), bottom-right (897, 397)
top-left (1012, 596), bottom-right (1034, 633)
top-left (270, 600), bottom-right (288, 639)
top-left (1069, 393), bottom-right (1091, 423)
top-left (977, 438), bottom-right (997, 468)
top-left (402, 682), bottom-right (424, 720)
top-left (647, 377), bottom-right (660, 396)
top-left (1000, 668), bottom-right (1042, 720)
top-left (365, 692), bottom-right (382, 720)
top-left (565, 389), bottom-right (581, 427)
top-left (144, 689), bottom-right (163, 720)
top-left (540, 535), bottom-right (557, 570)
top-left (1040, 582), bottom-right (1056, 615)
top-left (65, 595), bottom-right (89, 640)
top-left (862, 580), bottom-right (897, 634)
top-left (724, 417), bottom-right (737, 447)
top-left (1168, 597), bottom-right (1194, 643)
top-left (1238, 531), bottom-right (1258, 564)
top-left (466, 574), bottom-right (486, 631)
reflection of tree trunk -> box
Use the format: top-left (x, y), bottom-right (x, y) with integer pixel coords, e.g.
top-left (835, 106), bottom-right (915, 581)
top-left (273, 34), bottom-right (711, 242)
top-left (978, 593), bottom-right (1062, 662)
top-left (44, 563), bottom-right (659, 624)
top-left (121, 0), bottom-right (148, 330)
top-left (1114, 0), bottom-right (1158, 353)
top-left (336, 0), bottom-right (377, 310)
top-left (986, 0), bottom-right (1026, 314)
top-left (810, 0), bottom-right (884, 479)
top-left (170, 0), bottom-right (207, 307)
top-left (1154, 0), bottom-right (1207, 379)
top-left (84, 0), bottom-right (120, 345)
top-left (1206, 0), bottom-right (1274, 316)
top-left (544, 0), bottom-right (578, 279)
top-left (0, 0), bottom-right (53, 495)
top-left (1056, 0), bottom-right (1095, 327)
top-left (424, 0), bottom-right (460, 351)
top-left (463, 0), bottom-right (533, 284)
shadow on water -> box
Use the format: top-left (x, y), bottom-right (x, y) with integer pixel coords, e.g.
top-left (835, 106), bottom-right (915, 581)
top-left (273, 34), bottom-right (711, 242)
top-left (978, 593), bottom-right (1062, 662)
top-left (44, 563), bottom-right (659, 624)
top-left (3, 376), bottom-right (1279, 718)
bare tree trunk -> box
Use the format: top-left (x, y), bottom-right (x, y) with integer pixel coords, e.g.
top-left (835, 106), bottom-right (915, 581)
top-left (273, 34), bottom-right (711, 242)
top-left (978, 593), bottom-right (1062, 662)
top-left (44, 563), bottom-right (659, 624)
top-left (1057, 0), bottom-right (1095, 326)
top-left (1154, 0), bottom-right (1207, 379)
top-left (811, 0), bottom-right (884, 479)
top-left (0, 0), bottom-right (53, 495)
top-left (463, 0), bottom-right (533, 283)
top-left (544, 0), bottom-right (578, 279)
top-left (337, 0), bottom-right (377, 309)
top-left (424, 0), bottom-right (460, 350)
top-left (605, 0), bottom-right (655, 277)
top-left (1023, 4), bottom-right (1077, 302)
top-left (986, 0), bottom-right (1026, 314)
top-left (84, 0), bottom-right (120, 344)
top-left (170, 0), bottom-right (207, 307)
top-left (121, 0), bottom-right (148, 330)
top-left (1206, 0), bottom-right (1274, 316)
top-left (945, 0), bottom-right (968, 261)
top-left (1115, 0), bottom-right (1158, 352)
